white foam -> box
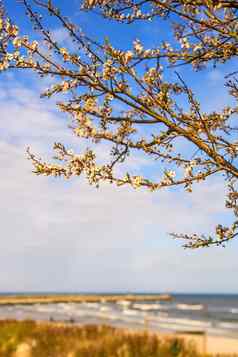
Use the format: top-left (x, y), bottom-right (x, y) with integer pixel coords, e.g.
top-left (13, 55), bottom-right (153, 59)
top-left (84, 303), bottom-right (100, 309)
top-left (176, 304), bottom-right (204, 311)
top-left (100, 306), bottom-right (111, 312)
top-left (122, 309), bottom-right (139, 316)
top-left (218, 322), bottom-right (238, 329)
top-left (117, 300), bottom-right (131, 308)
top-left (33, 305), bottom-right (56, 313)
top-left (133, 303), bottom-right (162, 311)
top-left (147, 315), bottom-right (211, 328)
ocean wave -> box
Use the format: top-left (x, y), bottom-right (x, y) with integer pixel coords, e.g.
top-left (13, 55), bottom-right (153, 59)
top-left (56, 303), bottom-right (77, 311)
top-left (78, 310), bottom-right (138, 323)
top-left (117, 300), bottom-right (131, 308)
top-left (169, 318), bottom-right (210, 328)
top-left (84, 303), bottom-right (100, 309)
top-left (147, 315), bottom-right (211, 328)
top-left (217, 322), bottom-right (238, 329)
top-left (100, 306), bottom-right (112, 312)
top-left (122, 309), bottom-right (140, 316)
top-left (99, 313), bottom-right (121, 321)
top-left (133, 303), bottom-right (162, 311)
top-left (111, 314), bottom-right (145, 325)
top-left (33, 305), bottom-right (58, 313)
top-left (176, 304), bottom-right (204, 311)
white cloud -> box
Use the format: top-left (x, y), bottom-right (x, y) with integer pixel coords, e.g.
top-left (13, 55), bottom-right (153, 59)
top-left (0, 77), bottom-right (236, 293)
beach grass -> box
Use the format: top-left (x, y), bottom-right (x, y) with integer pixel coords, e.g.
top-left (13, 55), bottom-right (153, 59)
top-left (0, 320), bottom-right (202, 357)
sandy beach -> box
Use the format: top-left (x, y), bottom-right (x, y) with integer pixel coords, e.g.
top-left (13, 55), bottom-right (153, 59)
top-left (172, 332), bottom-right (238, 355)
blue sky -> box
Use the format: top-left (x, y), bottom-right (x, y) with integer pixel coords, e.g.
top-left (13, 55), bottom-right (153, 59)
top-left (1, 0), bottom-right (238, 293)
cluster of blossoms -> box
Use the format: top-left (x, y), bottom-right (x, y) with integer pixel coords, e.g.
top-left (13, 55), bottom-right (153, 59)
top-left (143, 67), bottom-right (162, 85)
top-left (179, 37), bottom-right (190, 50)
top-left (28, 145), bottom-right (115, 186)
top-left (102, 59), bottom-right (118, 80)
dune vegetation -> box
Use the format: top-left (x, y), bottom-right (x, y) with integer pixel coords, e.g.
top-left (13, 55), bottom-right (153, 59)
top-left (0, 320), bottom-right (203, 357)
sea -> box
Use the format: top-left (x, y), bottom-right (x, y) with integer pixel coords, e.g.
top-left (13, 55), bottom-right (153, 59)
top-left (1, 293), bottom-right (238, 338)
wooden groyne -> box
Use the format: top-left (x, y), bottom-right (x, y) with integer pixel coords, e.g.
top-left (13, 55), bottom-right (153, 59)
top-left (0, 294), bottom-right (172, 306)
